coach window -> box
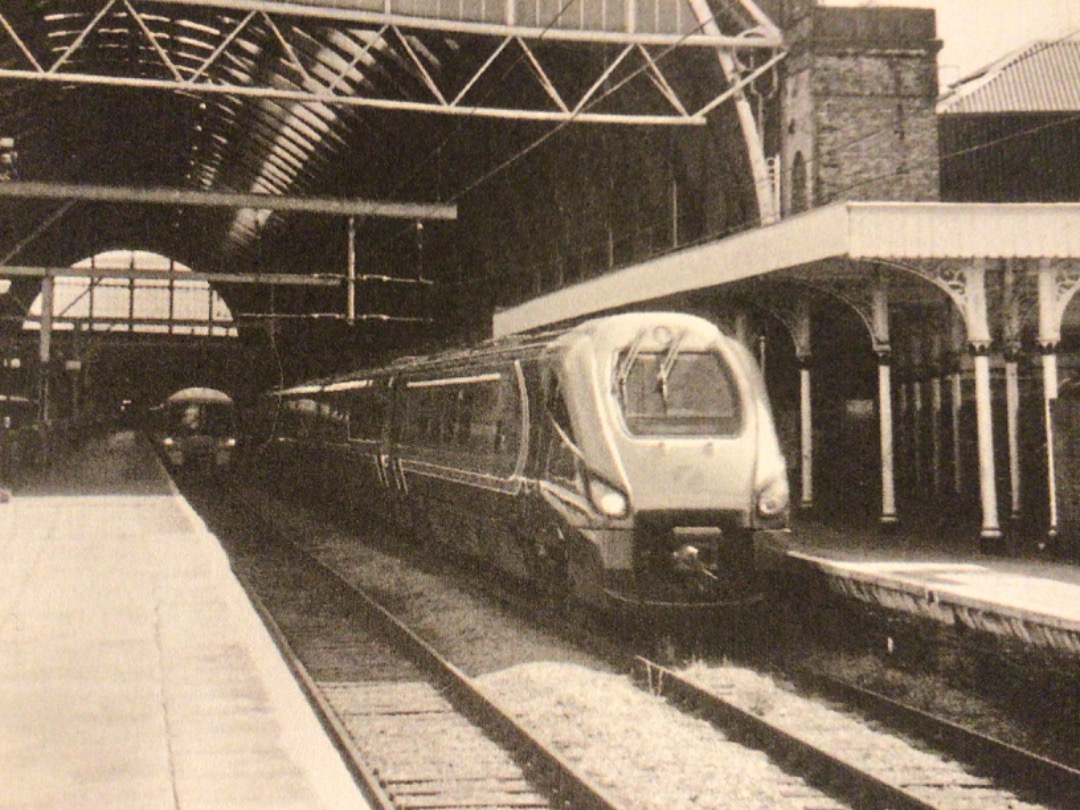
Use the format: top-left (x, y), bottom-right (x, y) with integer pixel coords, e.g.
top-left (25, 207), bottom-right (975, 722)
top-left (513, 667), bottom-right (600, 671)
top-left (544, 383), bottom-right (579, 486)
top-left (494, 375), bottom-right (521, 456)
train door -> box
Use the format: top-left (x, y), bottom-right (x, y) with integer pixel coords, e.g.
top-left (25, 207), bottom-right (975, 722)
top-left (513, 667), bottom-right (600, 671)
top-left (381, 376), bottom-right (411, 526)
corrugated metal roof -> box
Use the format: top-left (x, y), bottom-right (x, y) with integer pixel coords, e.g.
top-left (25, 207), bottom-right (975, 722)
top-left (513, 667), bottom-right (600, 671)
top-left (938, 39), bottom-right (1080, 115)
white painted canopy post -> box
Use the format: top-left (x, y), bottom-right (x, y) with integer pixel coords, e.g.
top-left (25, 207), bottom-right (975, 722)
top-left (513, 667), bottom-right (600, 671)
top-left (951, 371), bottom-right (964, 493)
top-left (1001, 259), bottom-right (1024, 524)
top-left (878, 355), bottom-right (898, 526)
top-left (931, 374), bottom-right (943, 494)
top-left (947, 312), bottom-right (966, 497)
top-left (1036, 258), bottom-right (1064, 548)
top-left (912, 376), bottom-right (924, 491)
top-left (38, 273), bottom-right (53, 425)
top-left (1040, 346), bottom-right (1060, 546)
top-left (947, 259), bottom-right (1001, 546)
top-left (972, 345), bottom-right (1002, 543)
top-left (927, 333), bottom-right (943, 497)
top-left (871, 280), bottom-right (897, 526)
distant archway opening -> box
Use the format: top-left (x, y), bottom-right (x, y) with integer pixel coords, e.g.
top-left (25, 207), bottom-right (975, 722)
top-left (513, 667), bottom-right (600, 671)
top-left (24, 250), bottom-right (238, 337)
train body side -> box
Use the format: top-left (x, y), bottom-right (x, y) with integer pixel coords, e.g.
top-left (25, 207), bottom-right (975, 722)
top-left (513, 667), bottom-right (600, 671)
top-left (252, 312), bottom-right (790, 613)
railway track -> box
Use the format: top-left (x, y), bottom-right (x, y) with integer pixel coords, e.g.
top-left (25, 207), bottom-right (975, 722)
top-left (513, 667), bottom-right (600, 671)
top-left (790, 668), bottom-right (1080, 808)
top-left (188, 484), bottom-right (622, 810)
top-left (636, 658), bottom-right (1072, 810)
top-left (189, 479), bottom-right (1070, 810)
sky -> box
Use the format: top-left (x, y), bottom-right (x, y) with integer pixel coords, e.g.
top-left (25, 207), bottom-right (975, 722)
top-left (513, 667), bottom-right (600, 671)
top-left (819, 0), bottom-right (1080, 87)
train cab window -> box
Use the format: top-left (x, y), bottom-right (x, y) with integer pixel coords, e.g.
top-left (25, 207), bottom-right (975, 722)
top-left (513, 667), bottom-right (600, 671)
top-left (616, 350), bottom-right (741, 436)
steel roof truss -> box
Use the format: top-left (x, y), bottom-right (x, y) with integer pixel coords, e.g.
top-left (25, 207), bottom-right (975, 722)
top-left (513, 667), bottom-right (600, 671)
top-left (123, 0), bottom-right (184, 81)
top-left (516, 36), bottom-right (569, 114)
top-left (574, 44), bottom-right (636, 116)
top-left (694, 48), bottom-right (787, 119)
top-left (391, 25), bottom-right (447, 106)
top-left (144, 0), bottom-right (782, 49)
top-left (0, 13), bottom-right (43, 72)
top-left (638, 44), bottom-right (690, 118)
top-left (261, 11), bottom-right (317, 90)
top-left (187, 9), bottom-right (255, 84)
top-left (48, 0), bottom-right (120, 75)
top-left (0, 2), bottom-right (783, 125)
top-left (449, 34), bottom-right (511, 107)
top-left (324, 26), bottom-right (388, 94)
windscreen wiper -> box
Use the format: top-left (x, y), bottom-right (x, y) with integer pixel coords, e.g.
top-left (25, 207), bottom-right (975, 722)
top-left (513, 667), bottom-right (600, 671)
top-left (657, 329), bottom-right (686, 404)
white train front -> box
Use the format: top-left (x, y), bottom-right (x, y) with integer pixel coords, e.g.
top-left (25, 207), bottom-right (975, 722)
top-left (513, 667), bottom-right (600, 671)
top-left (252, 312), bottom-right (790, 613)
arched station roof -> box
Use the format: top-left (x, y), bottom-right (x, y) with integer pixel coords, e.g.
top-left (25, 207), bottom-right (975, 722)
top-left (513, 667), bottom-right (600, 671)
top-left (0, 1), bottom-right (782, 292)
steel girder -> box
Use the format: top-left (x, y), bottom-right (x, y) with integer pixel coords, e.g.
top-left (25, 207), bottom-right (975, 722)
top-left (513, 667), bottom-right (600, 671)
top-left (0, 1), bottom-right (783, 125)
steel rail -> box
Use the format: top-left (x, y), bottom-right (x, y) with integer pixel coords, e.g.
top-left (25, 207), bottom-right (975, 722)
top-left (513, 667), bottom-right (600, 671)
top-left (793, 669), bottom-right (1080, 809)
top-left (303, 551), bottom-right (626, 810)
top-left (215, 483), bottom-right (624, 810)
top-left (236, 572), bottom-right (399, 810)
top-left (634, 656), bottom-right (940, 810)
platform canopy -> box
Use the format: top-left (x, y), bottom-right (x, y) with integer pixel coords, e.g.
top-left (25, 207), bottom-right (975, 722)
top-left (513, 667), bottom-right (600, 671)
top-left (493, 201), bottom-right (1080, 336)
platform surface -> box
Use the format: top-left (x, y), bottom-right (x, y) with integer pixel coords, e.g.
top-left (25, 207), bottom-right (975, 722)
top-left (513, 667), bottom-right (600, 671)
top-left (0, 432), bottom-right (368, 809)
top-left (787, 519), bottom-right (1080, 655)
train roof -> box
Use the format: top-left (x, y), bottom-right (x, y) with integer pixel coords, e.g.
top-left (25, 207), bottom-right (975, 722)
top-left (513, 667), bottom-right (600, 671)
top-left (165, 387), bottom-right (234, 405)
top-left (274, 312), bottom-right (725, 396)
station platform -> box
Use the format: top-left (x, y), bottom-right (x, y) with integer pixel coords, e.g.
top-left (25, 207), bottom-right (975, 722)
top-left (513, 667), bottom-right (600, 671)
top-left (784, 518), bottom-right (1080, 656)
top-left (0, 431), bottom-right (368, 809)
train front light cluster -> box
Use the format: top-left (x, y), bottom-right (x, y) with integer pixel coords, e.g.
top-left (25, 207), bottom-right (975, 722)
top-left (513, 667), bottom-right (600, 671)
top-left (755, 475), bottom-right (789, 520)
top-left (588, 476), bottom-right (629, 519)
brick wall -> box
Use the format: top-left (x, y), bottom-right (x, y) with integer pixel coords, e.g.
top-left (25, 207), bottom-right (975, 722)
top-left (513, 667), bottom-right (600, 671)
top-left (781, 4), bottom-right (941, 213)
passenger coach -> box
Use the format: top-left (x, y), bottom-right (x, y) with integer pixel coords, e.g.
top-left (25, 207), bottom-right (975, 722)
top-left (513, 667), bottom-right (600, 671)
top-left (253, 312), bottom-right (790, 613)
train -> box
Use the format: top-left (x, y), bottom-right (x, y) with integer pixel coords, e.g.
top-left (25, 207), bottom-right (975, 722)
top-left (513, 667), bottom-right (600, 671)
top-left (249, 312), bottom-right (790, 613)
top-left (149, 387), bottom-right (238, 470)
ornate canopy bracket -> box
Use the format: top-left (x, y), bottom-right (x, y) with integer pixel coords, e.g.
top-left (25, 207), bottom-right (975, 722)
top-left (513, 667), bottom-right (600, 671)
top-left (765, 295), bottom-right (812, 362)
top-left (785, 267), bottom-right (892, 356)
top-left (888, 258), bottom-right (993, 352)
top-left (1036, 257), bottom-right (1080, 349)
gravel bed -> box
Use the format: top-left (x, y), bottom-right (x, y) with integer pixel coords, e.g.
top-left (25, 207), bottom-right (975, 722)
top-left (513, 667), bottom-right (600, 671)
top-left (479, 662), bottom-right (845, 810)
top-left (679, 662), bottom-right (1048, 810)
top-left (789, 617), bottom-right (1080, 768)
top-left (240, 485), bottom-right (847, 810)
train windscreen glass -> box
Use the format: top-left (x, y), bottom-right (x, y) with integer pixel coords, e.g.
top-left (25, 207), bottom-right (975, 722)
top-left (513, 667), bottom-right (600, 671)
top-left (616, 351), bottom-right (741, 436)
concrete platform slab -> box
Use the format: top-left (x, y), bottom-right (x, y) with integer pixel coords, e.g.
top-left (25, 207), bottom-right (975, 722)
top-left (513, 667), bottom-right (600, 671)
top-left (0, 432), bottom-right (369, 809)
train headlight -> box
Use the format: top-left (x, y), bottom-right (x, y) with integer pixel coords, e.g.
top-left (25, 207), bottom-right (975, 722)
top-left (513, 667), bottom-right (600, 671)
top-left (588, 477), bottom-right (629, 518)
top-left (755, 476), bottom-right (789, 519)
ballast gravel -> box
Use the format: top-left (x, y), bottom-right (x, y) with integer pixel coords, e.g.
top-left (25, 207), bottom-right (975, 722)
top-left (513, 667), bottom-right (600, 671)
top-left (478, 662), bottom-right (845, 810)
top-left (245, 486), bottom-right (846, 809)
